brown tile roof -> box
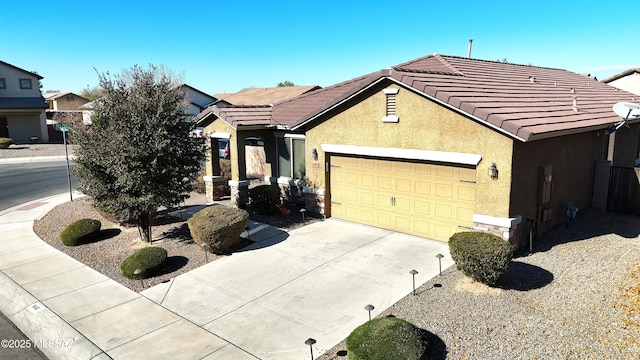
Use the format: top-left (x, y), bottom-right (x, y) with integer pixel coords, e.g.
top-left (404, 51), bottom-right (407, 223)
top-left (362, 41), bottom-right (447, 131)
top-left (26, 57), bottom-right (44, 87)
top-left (388, 54), bottom-right (638, 141)
top-left (215, 85), bottom-right (320, 105)
top-left (199, 54), bottom-right (640, 141)
top-left (196, 105), bottom-right (273, 128)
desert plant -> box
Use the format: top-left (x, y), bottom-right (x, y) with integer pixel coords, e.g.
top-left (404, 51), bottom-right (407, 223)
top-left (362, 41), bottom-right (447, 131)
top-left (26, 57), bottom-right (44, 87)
top-left (29, 136), bottom-right (39, 143)
top-left (121, 246), bottom-right (168, 279)
top-left (187, 205), bottom-right (249, 254)
top-left (60, 218), bottom-right (102, 246)
top-left (449, 231), bottom-right (514, 286)
top-left (346, 317), bottom-right (426, 360)
top-left (248, 184), bottom-right (281, 214)
top-left (0, 137), bottom-right (12, 149)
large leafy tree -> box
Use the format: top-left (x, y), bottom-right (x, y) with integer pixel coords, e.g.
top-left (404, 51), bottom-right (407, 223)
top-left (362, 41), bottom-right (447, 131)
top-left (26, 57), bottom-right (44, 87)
top-left (72, 65), bottom-right (206, 242)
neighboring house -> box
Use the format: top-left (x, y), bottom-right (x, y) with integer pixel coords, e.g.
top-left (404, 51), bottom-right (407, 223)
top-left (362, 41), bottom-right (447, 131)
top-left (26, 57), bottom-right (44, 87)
top-left (43, 91), bottom-right (90, 111)
top-left (79, 84), bottom-right (216, 126)
top-left (179, 84), bottom-right (217, 117)
top-left (0, 60), bottom-right (49, 142)
top-left (196, 54), bottom-right (640, 249)
top-left (215, 85), bottom-right (320, 105)
top-left (602, 68), bottom-right (640, 96)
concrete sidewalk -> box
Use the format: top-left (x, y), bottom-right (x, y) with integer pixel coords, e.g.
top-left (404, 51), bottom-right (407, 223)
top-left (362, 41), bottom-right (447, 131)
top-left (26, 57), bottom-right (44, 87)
top-left (0, 193), bottom-right (453, 359)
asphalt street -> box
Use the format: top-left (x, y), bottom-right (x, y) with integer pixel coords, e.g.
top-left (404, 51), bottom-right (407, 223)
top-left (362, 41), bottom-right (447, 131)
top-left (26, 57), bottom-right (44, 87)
top-left (0, 161), bottom-right (78, 212)
top-left (1, 161), bottom-right (75, 359)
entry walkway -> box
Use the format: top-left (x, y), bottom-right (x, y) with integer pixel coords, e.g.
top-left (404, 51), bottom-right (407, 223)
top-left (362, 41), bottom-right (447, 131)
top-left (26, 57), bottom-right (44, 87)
top-left (0, 193), bottom-right (453, 359)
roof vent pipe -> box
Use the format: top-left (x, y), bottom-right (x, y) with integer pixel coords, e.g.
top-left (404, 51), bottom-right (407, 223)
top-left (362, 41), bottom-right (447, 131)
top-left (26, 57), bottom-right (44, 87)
top-left (572, 96), bottom-right (578, 111)
top-left (467, 39), bottom-right (473, 59)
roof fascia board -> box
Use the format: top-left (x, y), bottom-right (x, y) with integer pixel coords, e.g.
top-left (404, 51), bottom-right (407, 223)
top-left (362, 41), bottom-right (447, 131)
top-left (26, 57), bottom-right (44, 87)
top-left (0, 60), bottom-right (43, 79)
top-left (290, 76), bottom-right (388, 131)
top-left (322, 143), bottom-right (482, 166)
top-left (385, 77), bottom-right (528, 142)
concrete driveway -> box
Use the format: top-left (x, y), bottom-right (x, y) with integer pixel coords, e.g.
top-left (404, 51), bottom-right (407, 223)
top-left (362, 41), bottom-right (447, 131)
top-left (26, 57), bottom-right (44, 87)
top-left (142, 218), bottom-right (453, 359)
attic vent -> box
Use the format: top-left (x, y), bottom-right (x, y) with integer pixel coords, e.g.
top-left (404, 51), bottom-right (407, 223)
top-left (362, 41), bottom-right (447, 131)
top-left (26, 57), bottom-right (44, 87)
top-left (382, 88), bottom-right (399, 123)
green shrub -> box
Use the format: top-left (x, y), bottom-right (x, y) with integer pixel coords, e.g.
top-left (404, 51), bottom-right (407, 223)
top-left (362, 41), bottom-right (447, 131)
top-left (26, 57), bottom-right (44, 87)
top-left (449, 231), bottom-right (513, 286)
top-left (346, 317), bottom-right (426, 360)
top-left (121, 246), bottom-right (168, 279)
top-left (187, 205), bottom-right (249, 254)
top-left (248, 184), bottom-right (281, 214)
top-left (60, 218), bottom-right (102, 246)
top-left (0, 137), bottom-right (12, 149)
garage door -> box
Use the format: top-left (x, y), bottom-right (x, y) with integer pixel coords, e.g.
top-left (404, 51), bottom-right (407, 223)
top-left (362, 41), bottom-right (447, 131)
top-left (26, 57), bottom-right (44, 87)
top-left (329, 156), bottom-right (476, 241)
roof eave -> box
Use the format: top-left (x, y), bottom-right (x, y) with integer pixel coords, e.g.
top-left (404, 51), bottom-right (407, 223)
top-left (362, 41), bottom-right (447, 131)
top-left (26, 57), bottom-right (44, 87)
top-left (289, 76), bottom-right (389, 131)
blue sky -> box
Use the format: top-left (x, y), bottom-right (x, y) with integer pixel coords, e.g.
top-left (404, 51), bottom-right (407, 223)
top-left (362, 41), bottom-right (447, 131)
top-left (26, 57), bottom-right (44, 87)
top-left (2, 0), bottom-right (638, 96)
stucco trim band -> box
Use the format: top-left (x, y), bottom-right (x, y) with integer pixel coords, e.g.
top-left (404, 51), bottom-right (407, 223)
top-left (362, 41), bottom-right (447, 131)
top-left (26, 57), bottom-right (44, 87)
top-left (321, 144), bottom-right (482, 166)
top-left (206, 131), bottom-right (231, 139)
top-left (473, 214), bottom-right (522, 228)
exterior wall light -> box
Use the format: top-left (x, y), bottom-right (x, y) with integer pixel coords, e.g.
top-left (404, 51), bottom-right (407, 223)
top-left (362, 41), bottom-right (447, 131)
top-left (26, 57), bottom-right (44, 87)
top-left (310, 147), bottom-right (318, 160)
top-left (488, 162), bottom-right (499, 180)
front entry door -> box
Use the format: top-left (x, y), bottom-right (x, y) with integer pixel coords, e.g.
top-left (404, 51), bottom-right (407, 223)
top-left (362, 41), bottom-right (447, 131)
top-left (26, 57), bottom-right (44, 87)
top-left (0, 117), bottom-right (8, 138)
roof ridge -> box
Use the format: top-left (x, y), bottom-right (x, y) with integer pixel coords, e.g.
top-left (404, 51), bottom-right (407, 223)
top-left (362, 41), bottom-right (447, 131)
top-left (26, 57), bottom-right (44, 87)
top-left (432, 53), bottom-right (464, 75)
top-left (438, 54), bottom-right (565, 72)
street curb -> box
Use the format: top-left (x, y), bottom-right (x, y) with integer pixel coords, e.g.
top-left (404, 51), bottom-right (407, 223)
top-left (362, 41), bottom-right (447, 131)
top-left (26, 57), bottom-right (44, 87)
top-left (0, 156), bottom-right (75, 164)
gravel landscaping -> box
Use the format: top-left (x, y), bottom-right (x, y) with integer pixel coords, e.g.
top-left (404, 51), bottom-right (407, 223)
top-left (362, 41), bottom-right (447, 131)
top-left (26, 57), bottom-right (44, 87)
top-left (320, 209), bottom-right (640, 359)
top-left (13, 144), bottom-right (640, 358)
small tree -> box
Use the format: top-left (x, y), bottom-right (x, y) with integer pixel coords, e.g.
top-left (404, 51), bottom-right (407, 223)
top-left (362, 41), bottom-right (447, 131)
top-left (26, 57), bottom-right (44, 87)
top-left (79, 84), bottom-right (105, 101)
top-left (277, 80), bottom-right (295, 87)
top-left (72, 64), bottom-right (206, 242)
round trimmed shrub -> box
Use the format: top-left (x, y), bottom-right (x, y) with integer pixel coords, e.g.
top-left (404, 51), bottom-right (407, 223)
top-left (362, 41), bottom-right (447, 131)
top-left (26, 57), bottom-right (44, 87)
top-left (346, 317), bottom-right (426, 360)
top-left (449, 231), bottom-right (514, 286)
top-left (248, 184), bottom-right (281, 214)
top-left (0, 137), bottom-right (13, 149)
top-left (121, 246), bottom-right (168, 279)
top-left (60, 218), bottom-right (102, 246)
top-left (187, 204), bottom-right (249, 254)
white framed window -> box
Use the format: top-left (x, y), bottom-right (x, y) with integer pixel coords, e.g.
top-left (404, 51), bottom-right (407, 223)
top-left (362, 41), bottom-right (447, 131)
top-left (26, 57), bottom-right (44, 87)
top-left (19, 78), bottom-right (32, 89)
top-left (277, 134), bottom-right (306, 179)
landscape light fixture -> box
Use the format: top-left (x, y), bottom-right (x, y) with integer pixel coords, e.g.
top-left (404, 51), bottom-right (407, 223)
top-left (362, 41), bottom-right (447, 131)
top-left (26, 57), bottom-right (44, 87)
top-left (409, 269), bottom-right (419, 295)
top-left (304, 338), bottom-right (316, 360)
top-left (201, 243), bottom-right (208, 262)
top-left (244, 226), bottom-right (251, 241)
top-left (364, 304), bottom-right (375, 321)
top-left (134, 269), bottom-right (144, 288)
top-left (300, 208), bottom-right (306, 223)
top-left (435, 254), bottom-right (444, 275)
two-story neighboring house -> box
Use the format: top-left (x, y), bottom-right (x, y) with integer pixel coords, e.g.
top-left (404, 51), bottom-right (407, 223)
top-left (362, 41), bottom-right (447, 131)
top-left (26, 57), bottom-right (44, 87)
top-left (0, 60), bottom-right (49, 142)
top-left (43, 91), bottom-right (90, 112)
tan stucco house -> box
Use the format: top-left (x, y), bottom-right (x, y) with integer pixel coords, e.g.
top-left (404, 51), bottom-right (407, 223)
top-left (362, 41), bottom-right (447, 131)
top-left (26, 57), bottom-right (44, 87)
top-left (0, 60), bottom-right (49, 143)
top-left (602, 68), bottom-right (640, 96)
top-left (196, 54), bottom-right (640, 249)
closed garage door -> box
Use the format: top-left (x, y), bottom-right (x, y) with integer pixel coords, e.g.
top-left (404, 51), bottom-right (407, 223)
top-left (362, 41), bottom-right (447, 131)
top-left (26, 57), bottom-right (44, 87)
top-left (329, 156), bottom-right (476, 241)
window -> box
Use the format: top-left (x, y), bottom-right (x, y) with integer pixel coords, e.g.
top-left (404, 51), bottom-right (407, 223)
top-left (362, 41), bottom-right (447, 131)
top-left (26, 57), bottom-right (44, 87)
top-left (0, 78), bottom-right (5, 89)
top-left (277, 136), bottom-right (306, 179)
top-left (19, 79), bottom-right (32, 89)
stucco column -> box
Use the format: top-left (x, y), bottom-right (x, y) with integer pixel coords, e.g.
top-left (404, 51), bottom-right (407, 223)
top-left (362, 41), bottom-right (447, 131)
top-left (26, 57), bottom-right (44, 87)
top-left (229, 180), bottom-right (250, 208)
